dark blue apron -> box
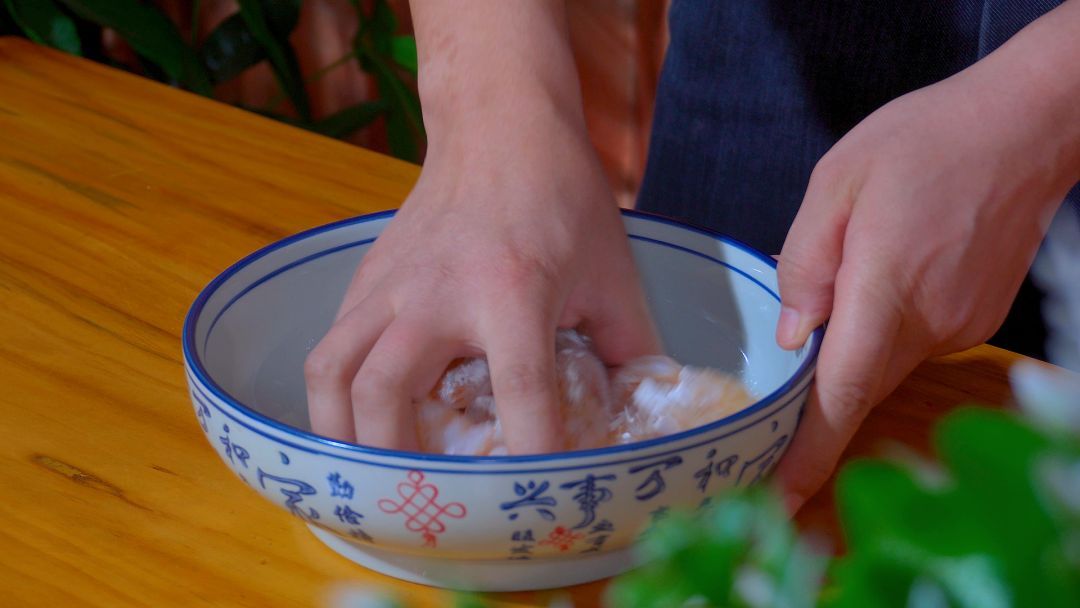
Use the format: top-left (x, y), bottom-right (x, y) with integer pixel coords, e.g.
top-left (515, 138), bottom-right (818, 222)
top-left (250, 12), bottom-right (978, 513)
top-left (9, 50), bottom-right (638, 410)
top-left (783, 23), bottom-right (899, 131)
top-left (637, 0), bottom-right (1076, 358)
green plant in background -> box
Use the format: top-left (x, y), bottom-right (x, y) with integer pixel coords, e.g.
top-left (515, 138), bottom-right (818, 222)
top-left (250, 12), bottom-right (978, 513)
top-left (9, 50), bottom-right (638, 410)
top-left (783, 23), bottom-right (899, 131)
top-left (0, 0), bottom-right (424, 162)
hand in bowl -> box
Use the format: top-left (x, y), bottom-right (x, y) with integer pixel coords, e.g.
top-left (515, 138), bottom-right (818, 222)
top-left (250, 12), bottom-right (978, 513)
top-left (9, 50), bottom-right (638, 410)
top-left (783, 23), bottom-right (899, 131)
top-left (304, 118), bottom-right (659, 453)
top-left (305, 1), bottom-right (660, 453)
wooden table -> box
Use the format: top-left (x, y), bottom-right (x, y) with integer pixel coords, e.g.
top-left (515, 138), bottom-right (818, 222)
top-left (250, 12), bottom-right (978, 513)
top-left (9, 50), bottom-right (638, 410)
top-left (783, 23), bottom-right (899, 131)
top-left (0, 38), bottom-right (1027, 607)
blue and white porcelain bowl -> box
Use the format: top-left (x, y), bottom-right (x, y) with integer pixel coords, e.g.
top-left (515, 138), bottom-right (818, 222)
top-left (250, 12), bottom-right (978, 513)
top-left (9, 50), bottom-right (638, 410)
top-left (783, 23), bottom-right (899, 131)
top-left (182, 210), bottom-right (822, 591)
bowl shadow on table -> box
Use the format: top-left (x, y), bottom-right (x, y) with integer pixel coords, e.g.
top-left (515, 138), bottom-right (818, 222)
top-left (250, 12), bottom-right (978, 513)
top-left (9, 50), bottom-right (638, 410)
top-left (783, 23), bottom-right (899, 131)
top-left (794, 348), bottom-right (1016, 550)
top-left (281, 524), bottom-right (607, 607)
top-left (287, 520), bottom-right (611, 607)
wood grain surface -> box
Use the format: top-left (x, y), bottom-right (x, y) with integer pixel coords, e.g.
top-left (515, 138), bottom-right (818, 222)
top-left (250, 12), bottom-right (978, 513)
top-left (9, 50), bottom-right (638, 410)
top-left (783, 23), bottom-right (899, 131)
top-left (0, 38), bottom-right (1030, 607)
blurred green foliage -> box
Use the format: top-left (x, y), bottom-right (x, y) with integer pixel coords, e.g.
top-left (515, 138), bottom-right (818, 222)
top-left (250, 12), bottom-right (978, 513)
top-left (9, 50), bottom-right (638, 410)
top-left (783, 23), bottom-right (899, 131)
top-left (0, 0), bottom-right (424, 162)
top-left (607, 487), bottom-right (824, 608)
top-left (609, 406), bottom-right (1080, 608)
top-left (353, 406), bottom-right (1080, 608)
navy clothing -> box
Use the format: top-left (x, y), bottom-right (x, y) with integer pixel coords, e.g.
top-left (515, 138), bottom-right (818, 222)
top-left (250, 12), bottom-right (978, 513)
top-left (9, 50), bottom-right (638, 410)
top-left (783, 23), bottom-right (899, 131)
top-left (638, 0), bottom-right (1073, 252)
top-left (638, 0), bottom-right (1076, 358)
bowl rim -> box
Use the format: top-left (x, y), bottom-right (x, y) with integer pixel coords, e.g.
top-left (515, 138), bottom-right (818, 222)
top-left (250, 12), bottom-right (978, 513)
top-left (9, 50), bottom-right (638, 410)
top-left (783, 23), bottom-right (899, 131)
top-left (182, 209), bottom-right (824, 463)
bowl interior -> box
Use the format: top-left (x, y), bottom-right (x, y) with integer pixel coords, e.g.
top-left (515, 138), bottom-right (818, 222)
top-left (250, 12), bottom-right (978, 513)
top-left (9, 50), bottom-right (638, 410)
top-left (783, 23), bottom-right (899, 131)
top-left (191, 212), bottom-right (807, 437)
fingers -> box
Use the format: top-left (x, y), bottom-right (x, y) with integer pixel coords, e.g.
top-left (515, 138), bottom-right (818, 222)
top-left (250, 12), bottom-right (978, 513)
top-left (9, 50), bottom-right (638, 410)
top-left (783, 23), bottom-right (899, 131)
top-left (350, 320), bottom-right (458, 451)
top-left (334, 259), bottom-right (381, 322)
top-left (483, 311), bottom-right (564, 455)
top-left (776, 160), bottom-right (855, 349)
top-left (579, 272), bottom-right (664, 366)
top-left (305, 298), bottom-right (393, 441)
top-left (772, 266), bottom-right (902, 513)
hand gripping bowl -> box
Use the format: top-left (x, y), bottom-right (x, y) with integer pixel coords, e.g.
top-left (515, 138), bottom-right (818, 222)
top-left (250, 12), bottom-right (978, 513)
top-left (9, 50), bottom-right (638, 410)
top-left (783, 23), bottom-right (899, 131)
top-left (182, 210), bottom-right (823, 591)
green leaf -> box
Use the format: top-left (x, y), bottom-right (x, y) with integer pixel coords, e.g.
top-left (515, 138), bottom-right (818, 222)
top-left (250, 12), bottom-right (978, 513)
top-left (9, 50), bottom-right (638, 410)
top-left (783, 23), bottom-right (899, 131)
top-left (349, 0), bottom-right (422, 160)
top-left (199, 14), bottom-right (263, 84)
top-left (189, 0), bottom-right (201, 46)
top-left (4, 0), bottom-right (81, 54)
top-left (934, 408), bottom-right (1076, 604)
top-left (390, 35), bottom-right (417, 74)
top-left (367, 0), bottom-right (397, 56)
top-left (54, 0), bottom-right (211, 95)
top-left (838, 461), bottom-right (969, 555)
top-left (199, 3), bottom-right (302, 85)
top-left (609, 489), bottom-right (824, 608)
top-left (384, 103), bottom-right (417, 162)
top-left (311, 100), bottom-right (386, 139)
top-left (367, 52), bottom-right (423, 162)
top-left (236, 0), bottom-right (310, 120)
top-left (833, 461), bottom-right (978, 607)
top-left (260, 0), bottom-right (300, 39)
top-left (831, 408), bottom-right (1080, 608)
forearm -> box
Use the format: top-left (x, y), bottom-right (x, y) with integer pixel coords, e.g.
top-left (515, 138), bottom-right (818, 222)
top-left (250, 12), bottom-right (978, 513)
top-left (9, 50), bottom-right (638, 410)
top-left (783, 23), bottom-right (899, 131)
top-left (410, 0), bottom-right (587, 151)
top-left (968, 0), bottom-right (1080, 194)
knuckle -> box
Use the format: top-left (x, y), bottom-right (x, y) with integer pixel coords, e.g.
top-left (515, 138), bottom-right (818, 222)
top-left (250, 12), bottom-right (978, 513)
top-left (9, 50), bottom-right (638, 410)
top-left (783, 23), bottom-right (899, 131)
top-left (486, 249), bottom-right (559, 295)
top-left (303, 344), bottom-right (345, 385)
top-left (777, 252), bottom-right (823, 289)
top-left (776, 255), bottom-right (836, 315)
top-left (818, 380), bottom-right (874, 422)
top-left (807, 153), bottom-right (845, 193)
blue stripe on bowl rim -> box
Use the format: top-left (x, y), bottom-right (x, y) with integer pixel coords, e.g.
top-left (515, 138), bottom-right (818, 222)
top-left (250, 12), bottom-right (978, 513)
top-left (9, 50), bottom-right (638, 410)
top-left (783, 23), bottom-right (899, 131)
top-left (181, 208), bottom-right (824, 464)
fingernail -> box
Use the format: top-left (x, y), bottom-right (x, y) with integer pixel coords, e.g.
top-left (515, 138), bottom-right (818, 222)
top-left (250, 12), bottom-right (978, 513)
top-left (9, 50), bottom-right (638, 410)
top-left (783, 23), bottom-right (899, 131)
top-left (777, 306), bottom-right (801, 348)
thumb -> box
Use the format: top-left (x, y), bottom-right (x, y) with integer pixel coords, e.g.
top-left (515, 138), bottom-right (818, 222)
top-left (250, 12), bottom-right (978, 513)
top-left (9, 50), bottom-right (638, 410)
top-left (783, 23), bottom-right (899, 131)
top-left (776, 161), bottom-right (854, 350)
top-left (773, 266), bottom-right (901, 512)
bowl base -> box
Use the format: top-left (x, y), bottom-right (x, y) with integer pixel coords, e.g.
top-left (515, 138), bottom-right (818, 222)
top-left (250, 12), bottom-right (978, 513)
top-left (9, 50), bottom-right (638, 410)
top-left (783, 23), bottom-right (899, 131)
top-left (307, 524), bottom-right (637, 592)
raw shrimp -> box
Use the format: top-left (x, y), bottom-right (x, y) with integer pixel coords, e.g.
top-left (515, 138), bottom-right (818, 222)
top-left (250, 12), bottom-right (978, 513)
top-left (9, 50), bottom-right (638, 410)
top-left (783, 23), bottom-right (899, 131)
top-left (609, 355), bottom-right (754, 444)
top-left (415, 330), bottom-right (753, 455)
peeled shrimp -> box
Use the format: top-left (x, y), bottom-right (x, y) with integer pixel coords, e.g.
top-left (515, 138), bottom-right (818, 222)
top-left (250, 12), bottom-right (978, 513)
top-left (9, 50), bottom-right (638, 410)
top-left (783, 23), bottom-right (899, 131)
top-left (609, 355), bottom-right (754, 443)
top-left (415, 330), bottom-right (753, 455)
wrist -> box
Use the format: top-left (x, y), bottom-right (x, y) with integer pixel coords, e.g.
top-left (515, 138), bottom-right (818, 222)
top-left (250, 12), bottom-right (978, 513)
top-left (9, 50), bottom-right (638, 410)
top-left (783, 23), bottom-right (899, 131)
top-left (421, 74), bottom-right (587, 150)
top-left (966, 0), bottom-right (1080, 191)
top-left (412, 1), bottom-right (587, 151)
